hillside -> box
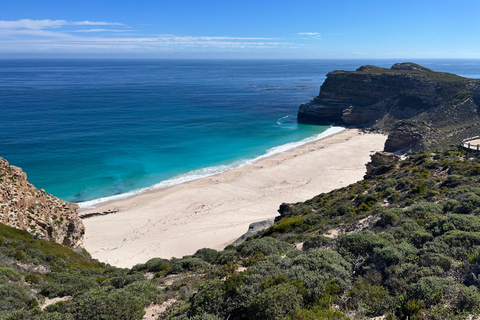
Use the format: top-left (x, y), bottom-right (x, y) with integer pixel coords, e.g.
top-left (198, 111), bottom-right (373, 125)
top-left (0, 158), bottom-right (84, 248)
top-left (298, 62), bottom-right (480, 152)
top-left (3, 145), bottom-right (480, 319)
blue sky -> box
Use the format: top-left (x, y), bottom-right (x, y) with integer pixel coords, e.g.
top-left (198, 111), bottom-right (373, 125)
top-left (1, 0), bottom-right (479, 58)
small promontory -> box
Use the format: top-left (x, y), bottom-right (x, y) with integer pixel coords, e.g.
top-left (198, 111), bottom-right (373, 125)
top-left (0, 157), bottom-right (84, 248)
top-left (298, 62), bottom-right (480, 152)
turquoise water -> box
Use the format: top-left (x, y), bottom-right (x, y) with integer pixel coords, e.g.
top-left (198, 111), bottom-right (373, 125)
top-left (1, 59), bottom-right (479, 206)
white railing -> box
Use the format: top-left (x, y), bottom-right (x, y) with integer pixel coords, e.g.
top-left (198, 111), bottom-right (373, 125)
top-left (462, 136), bottom-right (480, 150)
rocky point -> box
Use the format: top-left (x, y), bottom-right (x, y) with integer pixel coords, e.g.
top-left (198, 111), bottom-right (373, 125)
top-left (298, 62), bottom-right (480, 152)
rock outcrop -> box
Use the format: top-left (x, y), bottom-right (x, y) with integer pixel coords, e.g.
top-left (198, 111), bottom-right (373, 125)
top-left (298, 62), bottom-right (480, 152)
top-left (0, 158), bottom-right (84, 248)
top-left (365, 151), bottom-right (401, 175)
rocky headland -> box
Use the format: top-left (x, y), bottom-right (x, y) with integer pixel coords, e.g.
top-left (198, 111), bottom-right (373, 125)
top-left (298, 62), bottom-right (480, 152)
top-left (0, 157), bottom-right (84, 248)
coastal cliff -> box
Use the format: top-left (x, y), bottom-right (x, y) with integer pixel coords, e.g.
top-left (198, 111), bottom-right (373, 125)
top-left (0, 157), bottom-right (84, 248)
top-left (298, 62), bottom-right (480, 152)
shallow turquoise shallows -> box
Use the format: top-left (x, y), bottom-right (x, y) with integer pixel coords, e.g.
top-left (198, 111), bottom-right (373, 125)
top-left (1, 59), bottom-right (479, 206)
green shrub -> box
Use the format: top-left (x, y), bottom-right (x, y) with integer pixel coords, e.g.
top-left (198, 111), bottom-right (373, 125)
top-left (213, 250), bottom-right (237, 265)
top-left (412, 276), bottom-right (455, 307)
top-left (338, 231), bottom-right (391, 255)
top-left (248, 283), bottom-right (304, 320)
top-left (0, 264), bottom-right (21, 282)
top-left (439, 230), bottom-right (480, 247)
top-left (374, 242), bottom-right (418, 265)
top-left (457, 193), bottom-right (480, 214)
top-left (428, 214), bottom-right (480, 236)
top-left (101, 273), bottom-right (145, 289)
top-left (193, 248), bottom-right (219, 264)
top-left (41, 272), bottom-right (100, 298)
top-left (65, 287), bottom-right (146, 320)
top-left (25, 274), bottom-right (38, 284)
top-left (0, 283), bottom-right (32, 313)
top-left (347, 279), bottom-right (393, 316)
top-left (27, 249), bottom-right (47, 261)
top-left (169, 257), bottom-right (211, 274)
top-left (189, 280), bottom-right (228, 317)
top-left (378, 210), bottom-right (399, 227)
top-left (418, 253), bottom-right (454, 271)
top-left (288, 306), bottom-right (349, 320)
top-left (132, 257), bottom-right (172, 273)
top-left (303, 235), bottom-right (334, 251)
top-left (237, 237), bottom-right (293, 257)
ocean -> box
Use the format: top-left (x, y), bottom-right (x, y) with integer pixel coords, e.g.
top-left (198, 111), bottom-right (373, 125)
top-left (1, 59), bottom-right (480, 207)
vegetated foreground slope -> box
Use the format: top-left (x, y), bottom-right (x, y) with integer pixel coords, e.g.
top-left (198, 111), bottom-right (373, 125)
top-left (3, 146), bottom-right (480, 319)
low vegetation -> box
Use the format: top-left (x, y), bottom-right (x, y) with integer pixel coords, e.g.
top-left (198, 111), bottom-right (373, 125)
top-left (3, 145), bottom-right (480, 319)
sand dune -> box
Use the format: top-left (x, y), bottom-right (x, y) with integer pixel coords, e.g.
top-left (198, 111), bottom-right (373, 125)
top-left (81, 129), bottom-right (387, 268)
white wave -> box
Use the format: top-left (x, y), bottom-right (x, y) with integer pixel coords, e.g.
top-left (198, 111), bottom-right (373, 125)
top-left (276, 115), bottom-right (292, 125)
top-left (78, 126), bottom-right (345, 209)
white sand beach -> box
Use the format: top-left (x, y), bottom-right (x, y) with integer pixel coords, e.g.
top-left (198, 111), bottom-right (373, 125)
top-left (81, 129), bottom-right (387, 268)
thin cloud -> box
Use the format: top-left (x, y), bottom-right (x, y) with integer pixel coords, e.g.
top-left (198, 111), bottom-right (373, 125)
top-left (73, 29), bottom-right (132, 33)
top-left (298, 32), bottom-right (321, 39)
top-left (0, 19), bottom-right (294, 54)
top-left (0, 19), bottom-right (123, 30)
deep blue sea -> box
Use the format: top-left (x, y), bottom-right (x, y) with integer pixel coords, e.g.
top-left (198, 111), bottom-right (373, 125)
top-left (1, 59), bottom-right (480, 207)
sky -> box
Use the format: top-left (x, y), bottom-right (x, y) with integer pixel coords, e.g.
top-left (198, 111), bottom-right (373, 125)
top-left (1, 0), bottom-right (479, 59)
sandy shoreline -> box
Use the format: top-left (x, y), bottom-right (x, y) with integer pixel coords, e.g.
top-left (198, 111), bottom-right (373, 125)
top-left (81, 129), bottom-right (387, 268)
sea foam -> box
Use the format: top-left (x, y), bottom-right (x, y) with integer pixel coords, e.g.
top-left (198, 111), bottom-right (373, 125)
top-left (78, 126), bottom-right (344, 209)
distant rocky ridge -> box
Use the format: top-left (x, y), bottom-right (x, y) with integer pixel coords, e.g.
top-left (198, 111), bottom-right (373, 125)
top-left (298, 62), bottom-right (480, 152)
top-left (0, 158), bottom-right (84, 248)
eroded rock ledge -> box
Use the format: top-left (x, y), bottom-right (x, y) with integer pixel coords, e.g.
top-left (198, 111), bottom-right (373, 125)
top-left (0, 158), bottom-right (84, 248)
top-left (298, 62), bottom-right (480, 152)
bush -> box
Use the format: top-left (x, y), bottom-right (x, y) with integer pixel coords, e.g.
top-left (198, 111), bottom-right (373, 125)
top-left (139, 257), bottom-right (172, 273)
top-left (0, 283), bottom-right (32, 313)
top-left (267, 216), bottom-right (304, 234)
top-left (169, 258), bottom-right (211, 274)
top-left (378, 210), bottom-right (399, 227)
top-left (27, 249), bottom-right (47, 262)
top-left (248, 283), bottom-right (303, 320)
top-left (213, 250), bottom-right (237, 265)
top-left (374, 242), bottom-right (418, 265)
top-left (418, 253), bottom-right (454, 271)
top-left (411, 276), bottom-right (455, 307)
top-left (427, 214), bottom-right (480, 236)
top-left (101, 273), bottom-right (145, 289)
top-left (189, 280), bottom-right (228, 317)
top-left (303, 235), bottom-right (334, 251)
top-left (237, 237), bottom-right (293, 257)
top-left (65, 287), bottom-right (145, 320)
top-left (0, 264), bottom-right (22, 282)
top-left (347, 279), bottom-right (393, 316)
top-left (405, 202), bottom-right (442, 220)
top-left (25, 274), bottom-right (38, 284)
top-left (193, 248), bottom-right (219, 264)
top-left (41, 272), bottom-right (99, 298)
top-left (338, 231), bottom-right (391, 255)
top-left (457, 193), bottom-right (480, 214)
top-left (438, 230), bottom-right (480, 248)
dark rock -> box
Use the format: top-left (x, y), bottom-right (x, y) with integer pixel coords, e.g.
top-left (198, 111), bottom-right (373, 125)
top-left (230, 218), bottom-right (275, 246)
top-left (390, 62), bottom-right (433, 72)
top-left (366, 151), bottom-right (401, 175)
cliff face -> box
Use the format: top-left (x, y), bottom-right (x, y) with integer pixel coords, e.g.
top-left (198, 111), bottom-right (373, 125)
top-left (298, 62), bottom-right (480, 152)
top-left (0, 158), bottom-right (84, 248)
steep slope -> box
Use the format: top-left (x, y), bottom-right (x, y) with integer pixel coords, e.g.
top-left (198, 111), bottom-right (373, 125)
top-left (298, 62), bottom-right (480, 152)
top-left (0, 158), bottom-right (84, 248)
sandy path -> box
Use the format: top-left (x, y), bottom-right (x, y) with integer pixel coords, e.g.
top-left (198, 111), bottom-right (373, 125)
top-left (81, 129), bottom-right (387, 268)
